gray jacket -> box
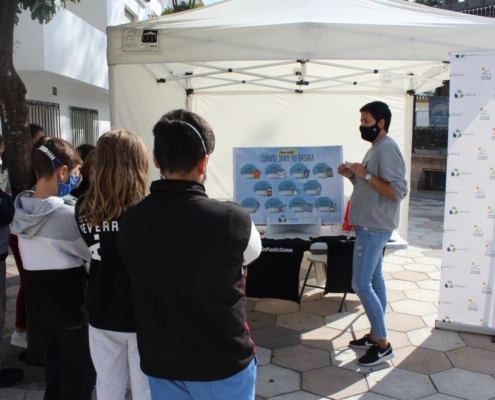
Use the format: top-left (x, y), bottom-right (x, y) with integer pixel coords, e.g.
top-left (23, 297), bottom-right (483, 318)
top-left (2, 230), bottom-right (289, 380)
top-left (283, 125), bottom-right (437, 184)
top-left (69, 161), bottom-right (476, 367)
top-left (12, 191), bottom-right (90, 271)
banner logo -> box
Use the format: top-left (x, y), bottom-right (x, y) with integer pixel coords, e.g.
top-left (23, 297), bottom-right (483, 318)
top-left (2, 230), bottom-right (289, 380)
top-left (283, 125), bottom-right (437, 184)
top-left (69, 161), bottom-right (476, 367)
top-left (489, 169), bottom-right (495, 180)
top-left (473, 225), bottom-right (484, 237)
top-left (452, 129), bottom-right (462, 139)
top-left (444, 281), bottom-right (454, 289)
top-left (442, 316), bottom-right (452, 323)
top-left (454, 90), bottom-right (464, 99)
top-left (449, 207), bottom-right (459, 215)
top-left (477, 148), bottom-right (488, 160)
top-left (485, 241), bottom-right (495, 257)
top-left (468, 299), bottom-right (478, 311)
top-left (451, 168), bottom-right (461, 177)
top-left (480, 108), bottom-right (490, 120)
top-left (470, 262), bottom-right (481, 275)
top-left (487, 206), bottom-right (495, 218)
top-left (482, 283), bottom-right (493, 295)
top-left (480, 319), bottom-right (488, 327)
top-left (475, 186), bottom-right (486, 199)
top-left (447, 244), bottom-right (456, 252)
top-left (481, 68), bottom-right (491, 80)
top-left (455, 54), bottom-right (466, 59)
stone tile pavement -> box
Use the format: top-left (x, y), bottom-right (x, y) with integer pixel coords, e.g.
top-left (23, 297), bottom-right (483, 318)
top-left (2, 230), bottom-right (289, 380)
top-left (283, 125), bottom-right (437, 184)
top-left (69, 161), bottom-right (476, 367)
top-left (2, 191), bottom-right (495, 399)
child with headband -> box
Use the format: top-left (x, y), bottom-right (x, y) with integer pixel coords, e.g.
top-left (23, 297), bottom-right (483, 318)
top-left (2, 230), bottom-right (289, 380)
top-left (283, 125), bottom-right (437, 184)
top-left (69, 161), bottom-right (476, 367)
top-left (12, 137), bottom-right (96, 399)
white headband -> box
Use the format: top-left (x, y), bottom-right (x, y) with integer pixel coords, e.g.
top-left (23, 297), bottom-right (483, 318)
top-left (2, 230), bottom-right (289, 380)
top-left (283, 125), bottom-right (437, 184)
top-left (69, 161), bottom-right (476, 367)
top-left (38, 145), bottom-right (56, 161)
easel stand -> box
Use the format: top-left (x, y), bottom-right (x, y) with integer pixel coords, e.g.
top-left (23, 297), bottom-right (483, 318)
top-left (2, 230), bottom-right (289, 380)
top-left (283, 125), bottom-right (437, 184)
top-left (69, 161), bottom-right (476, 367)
top-left (265, 218), bottom-right (322, 239)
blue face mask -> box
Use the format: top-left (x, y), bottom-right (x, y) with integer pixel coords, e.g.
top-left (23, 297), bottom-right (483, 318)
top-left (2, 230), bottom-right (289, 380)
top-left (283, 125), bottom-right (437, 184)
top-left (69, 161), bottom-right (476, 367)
top-left (38, 145), bottom-right (81, 197)
top-left (57, 172), bottom-right (81, 197)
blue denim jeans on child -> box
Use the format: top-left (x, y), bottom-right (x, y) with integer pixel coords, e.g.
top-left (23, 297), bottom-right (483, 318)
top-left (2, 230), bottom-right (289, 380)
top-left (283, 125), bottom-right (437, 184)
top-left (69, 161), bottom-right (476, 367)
top-left (148, 356), bottom-right (257, 400)
top-left (351, 228), bottom-right (393, 339)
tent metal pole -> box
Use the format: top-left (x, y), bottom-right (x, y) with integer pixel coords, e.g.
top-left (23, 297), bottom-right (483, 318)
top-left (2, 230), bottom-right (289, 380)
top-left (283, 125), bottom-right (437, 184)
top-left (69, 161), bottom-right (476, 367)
top-left (109, 65), bottom-right (118, 130)
top-left (162, 70), bottom-right (225, 81)
top-left (245, 81), bottom-right (296, 92)
top-left (310, 60), bottom-right (376, 73)
top-left (194, 82), bottom-right (240, 91)
top-left (184, 60), bottom-right (294, 72)
top-left (385, 71), bottom-right (444, 83)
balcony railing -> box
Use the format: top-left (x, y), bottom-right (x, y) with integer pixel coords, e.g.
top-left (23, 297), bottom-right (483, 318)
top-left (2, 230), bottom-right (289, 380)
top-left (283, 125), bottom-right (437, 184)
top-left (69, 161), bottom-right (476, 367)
top-left (413, 127), bottom-right (448, 154)
top-left (461, 5), bottom-right (495, 17)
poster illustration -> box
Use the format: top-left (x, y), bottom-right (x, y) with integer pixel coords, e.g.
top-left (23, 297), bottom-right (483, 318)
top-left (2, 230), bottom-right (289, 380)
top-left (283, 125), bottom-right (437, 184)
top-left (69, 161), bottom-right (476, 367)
top-left (234, 146), bottom-right (344, 225)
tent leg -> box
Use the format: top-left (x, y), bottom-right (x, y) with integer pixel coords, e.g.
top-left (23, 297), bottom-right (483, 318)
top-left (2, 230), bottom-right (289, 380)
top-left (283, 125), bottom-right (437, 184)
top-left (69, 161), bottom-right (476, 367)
top-left (186, 93), bottom-right (194, 111)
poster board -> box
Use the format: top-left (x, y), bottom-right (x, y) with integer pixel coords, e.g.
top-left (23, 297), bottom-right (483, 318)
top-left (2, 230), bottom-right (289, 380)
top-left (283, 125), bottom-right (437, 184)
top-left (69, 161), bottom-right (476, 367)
top-left (437, 52), bottom-right (495, 335)
top-left (233, 146), bottom-right (344, 226)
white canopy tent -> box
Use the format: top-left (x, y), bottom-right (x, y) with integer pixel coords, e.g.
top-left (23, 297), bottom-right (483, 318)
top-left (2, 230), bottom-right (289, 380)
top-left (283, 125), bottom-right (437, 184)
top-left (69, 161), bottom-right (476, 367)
top-left (107, 0), bottom-right (495, 237)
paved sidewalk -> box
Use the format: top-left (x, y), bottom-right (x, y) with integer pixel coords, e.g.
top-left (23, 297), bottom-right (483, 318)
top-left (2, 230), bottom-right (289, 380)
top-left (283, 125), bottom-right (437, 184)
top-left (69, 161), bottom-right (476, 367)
top-left (2, 191), bottom-right (495, 399)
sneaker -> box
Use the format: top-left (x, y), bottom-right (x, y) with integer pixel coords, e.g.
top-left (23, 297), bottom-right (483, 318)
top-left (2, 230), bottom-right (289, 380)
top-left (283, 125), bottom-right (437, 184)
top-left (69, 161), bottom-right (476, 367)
top-left (349, 334), bottom-right (376, 349)
top-left (357, 343), bottom-right (395, 367)
top-left (10, 332), bottom-right (27, 349)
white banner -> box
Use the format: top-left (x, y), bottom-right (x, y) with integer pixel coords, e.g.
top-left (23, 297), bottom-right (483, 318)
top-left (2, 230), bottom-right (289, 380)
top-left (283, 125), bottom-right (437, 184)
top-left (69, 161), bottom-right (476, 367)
top-left (439, 53), bottom-right (495, 331)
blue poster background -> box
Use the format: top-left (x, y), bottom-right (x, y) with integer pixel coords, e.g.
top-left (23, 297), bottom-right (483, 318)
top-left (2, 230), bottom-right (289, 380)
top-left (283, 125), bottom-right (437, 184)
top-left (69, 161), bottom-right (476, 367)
top-left (233, 146), bottom-right (344, 225)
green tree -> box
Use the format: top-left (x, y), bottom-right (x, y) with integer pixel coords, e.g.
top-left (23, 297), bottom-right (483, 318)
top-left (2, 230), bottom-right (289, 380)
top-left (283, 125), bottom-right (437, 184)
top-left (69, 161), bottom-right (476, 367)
top-left (0, 0), bottom-right (80, 366)
top-left (0, 0), bottom-right (79, 199)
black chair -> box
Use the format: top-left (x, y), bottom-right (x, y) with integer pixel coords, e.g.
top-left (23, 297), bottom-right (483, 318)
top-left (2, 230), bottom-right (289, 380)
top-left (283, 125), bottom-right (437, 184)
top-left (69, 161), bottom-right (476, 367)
top-left (299, 236), bottom-right (355, 311)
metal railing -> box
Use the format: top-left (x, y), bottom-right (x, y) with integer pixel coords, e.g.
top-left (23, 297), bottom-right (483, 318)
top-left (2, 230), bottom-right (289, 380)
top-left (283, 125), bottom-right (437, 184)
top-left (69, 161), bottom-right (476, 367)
top-left (413, 127), bottom-right (448, 153)
top-left (69, 107), bottom-right (99, 147)
top-left (461, 5), bottom-right (495, 17)
top-left (27, 100), bottom-right (61, 138)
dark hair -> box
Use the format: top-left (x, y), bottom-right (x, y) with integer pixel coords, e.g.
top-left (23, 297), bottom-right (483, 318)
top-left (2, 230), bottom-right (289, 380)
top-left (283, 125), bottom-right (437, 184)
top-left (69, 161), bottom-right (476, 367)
top-left (153, 109), bottom-right (215, 174)
top-left (30, 124), bottom-right (44, 138)
top-left (32, 137), bottom-right (82, 181)
top-left (0, 134), bottom-right (4, 148)
top-left (359, 101), bottom-right (392, 132)
top-left (76, 144), bottom-right (96, 161)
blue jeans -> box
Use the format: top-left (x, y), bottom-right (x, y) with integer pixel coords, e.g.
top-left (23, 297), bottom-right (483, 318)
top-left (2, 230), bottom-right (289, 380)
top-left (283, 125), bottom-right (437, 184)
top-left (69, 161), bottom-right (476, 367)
top-left (148, 357), bottom-right (257, 400)
top-left (351, 228), bottom-right (392, 339)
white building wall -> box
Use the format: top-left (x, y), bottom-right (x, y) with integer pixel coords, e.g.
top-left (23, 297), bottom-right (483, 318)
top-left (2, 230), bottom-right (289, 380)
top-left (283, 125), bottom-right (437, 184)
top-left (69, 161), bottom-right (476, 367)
top-left (64, 0), bottom-right (108, 33)
top-left (12, 0), bottom-right (168, 142)
top-left (19, 71), bottom-right (111, 141)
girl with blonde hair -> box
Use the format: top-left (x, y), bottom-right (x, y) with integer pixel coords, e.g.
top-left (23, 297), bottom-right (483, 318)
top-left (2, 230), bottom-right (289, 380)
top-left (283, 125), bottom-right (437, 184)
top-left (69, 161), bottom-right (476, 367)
top-left (76, 130), bottom-right (150, 400)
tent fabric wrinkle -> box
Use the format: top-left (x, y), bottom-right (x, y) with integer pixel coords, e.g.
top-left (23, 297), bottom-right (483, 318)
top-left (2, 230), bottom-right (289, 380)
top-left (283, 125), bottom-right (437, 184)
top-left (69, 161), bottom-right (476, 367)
top-left (107, 0), bottom-right (495, 65)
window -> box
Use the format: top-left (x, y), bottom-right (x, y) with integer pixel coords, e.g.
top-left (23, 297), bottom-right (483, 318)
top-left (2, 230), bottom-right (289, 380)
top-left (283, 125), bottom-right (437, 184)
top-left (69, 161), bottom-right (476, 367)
top-left (124, 9), bottom-right (135, 23)
top-left (69, 107), bottom-right (99, 147)
top-left (26, 100), bottom-right (61, 138)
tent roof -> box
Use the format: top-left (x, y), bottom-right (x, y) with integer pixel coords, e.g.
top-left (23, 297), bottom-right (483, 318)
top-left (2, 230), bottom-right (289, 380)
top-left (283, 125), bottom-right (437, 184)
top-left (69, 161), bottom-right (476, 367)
top-left (107, 0), bottom-right (495, 65)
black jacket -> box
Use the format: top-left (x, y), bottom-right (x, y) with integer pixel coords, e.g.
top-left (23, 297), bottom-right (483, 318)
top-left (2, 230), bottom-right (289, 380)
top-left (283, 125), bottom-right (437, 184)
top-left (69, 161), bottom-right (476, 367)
top-left (118, 179), bottom-right (255, 381)
top-left (75, 199), bottom-right (136, 332)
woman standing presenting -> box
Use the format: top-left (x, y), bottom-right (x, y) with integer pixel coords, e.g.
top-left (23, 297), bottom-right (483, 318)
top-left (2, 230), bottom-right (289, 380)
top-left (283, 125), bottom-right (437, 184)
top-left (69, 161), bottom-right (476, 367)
top-left (337, 101), bottom-right (408, 367)
top-left (76, 130), bottom-right (150, 399)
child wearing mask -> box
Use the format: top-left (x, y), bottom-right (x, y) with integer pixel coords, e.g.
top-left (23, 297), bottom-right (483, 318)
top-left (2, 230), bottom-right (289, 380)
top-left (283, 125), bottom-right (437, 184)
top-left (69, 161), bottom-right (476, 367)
top-left (11, 137), bottom-right (96, 399)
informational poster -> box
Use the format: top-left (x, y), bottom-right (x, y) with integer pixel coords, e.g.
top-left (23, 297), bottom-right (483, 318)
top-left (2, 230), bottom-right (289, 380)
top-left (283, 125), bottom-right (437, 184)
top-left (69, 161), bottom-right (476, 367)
top-left (438, 53), bottom-right (495, 332)
top-left (233, 146), bottom-right (344, 225)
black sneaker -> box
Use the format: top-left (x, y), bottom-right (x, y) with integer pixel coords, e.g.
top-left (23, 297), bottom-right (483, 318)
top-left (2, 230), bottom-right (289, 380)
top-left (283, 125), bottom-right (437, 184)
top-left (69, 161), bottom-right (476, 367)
top-left (357, 343), bottom-right (395, 366)
top-left (349, 334), bottom-right (376, 349)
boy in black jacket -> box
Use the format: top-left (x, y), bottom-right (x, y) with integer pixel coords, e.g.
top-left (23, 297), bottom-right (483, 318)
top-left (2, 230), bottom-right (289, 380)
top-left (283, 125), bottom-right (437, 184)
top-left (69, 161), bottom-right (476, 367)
top-left (118, 110), bottom-right (262, 400)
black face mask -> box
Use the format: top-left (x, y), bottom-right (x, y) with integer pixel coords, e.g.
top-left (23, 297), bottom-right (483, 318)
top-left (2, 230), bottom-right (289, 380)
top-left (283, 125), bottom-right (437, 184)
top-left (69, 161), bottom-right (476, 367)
top-left (359, 124), bottom-right (381, 142)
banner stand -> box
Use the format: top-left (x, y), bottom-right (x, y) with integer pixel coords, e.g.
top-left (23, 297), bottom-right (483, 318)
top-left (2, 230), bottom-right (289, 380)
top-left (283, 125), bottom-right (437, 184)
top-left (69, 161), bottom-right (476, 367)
top-left (265, 217), bottom-right (322, 239)
top-left (435, 321), bottom-right (495, 336)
